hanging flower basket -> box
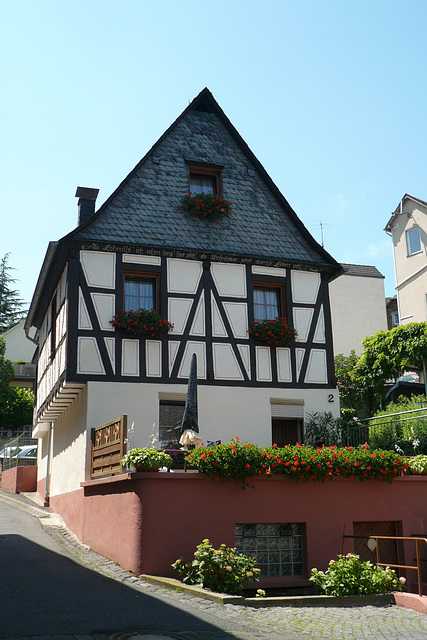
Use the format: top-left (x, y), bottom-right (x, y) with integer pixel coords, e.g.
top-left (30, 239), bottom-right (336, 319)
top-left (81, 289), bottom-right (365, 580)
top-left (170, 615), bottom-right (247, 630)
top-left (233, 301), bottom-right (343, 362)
top-left (248, 317), bottom-right (297, 346)
top-left (178, 192), bottom-right (232, 221)
top-left (111, 308), bottom-right (174, 338)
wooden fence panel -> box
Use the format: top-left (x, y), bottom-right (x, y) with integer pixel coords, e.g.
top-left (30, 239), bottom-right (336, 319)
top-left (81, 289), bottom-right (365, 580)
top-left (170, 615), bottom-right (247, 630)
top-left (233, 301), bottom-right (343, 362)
top-left (91, 415), bottom-right (127, 478)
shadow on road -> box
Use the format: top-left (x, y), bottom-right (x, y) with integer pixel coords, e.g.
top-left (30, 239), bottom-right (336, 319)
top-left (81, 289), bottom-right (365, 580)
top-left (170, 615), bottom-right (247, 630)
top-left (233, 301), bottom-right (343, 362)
top-left (0, 533), bottom-right (237, 638)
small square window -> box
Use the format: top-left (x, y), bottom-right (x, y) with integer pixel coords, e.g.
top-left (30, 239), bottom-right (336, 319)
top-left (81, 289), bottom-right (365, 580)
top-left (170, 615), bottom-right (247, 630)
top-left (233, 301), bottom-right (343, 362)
top-left (253, 283), bottom-right (284, 321)
top-left (188, 164), bottom-right (222, 196)
top-left (407, 227), bottom-right (422, 256)
top-left (189, 173), bottom-right (216, 194)
top-left (124, 272), bottom-right (159, 312)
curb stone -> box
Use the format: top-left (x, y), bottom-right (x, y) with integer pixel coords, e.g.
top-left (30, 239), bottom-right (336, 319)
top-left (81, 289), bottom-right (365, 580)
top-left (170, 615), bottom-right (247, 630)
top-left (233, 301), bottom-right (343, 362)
top-left (140, 575), bottom-right (396, 607)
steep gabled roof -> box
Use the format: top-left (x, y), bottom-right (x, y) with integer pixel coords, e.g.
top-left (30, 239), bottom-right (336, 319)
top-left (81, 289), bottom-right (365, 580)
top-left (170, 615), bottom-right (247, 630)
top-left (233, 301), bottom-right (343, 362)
top-left (64, 88), bottom-right (341, 271)
top-left (27, 89), bottom-right (343, 336)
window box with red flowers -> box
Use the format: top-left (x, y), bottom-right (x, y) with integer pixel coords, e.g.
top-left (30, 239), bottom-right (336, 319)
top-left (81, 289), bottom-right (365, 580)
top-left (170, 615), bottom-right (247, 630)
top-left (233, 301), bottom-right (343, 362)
top-left (178, 192), bottom-right (232, 221)
top-left (185, 439), bottom-right (408, 488)
top-left (248, 318), bottom-right (297, 346)
top-left (111, 308), bottom-right (174, 338)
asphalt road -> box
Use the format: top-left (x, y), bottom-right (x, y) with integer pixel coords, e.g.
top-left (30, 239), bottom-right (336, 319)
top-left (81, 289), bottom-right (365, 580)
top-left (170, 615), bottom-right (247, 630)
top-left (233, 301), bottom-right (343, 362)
top-left (0, 497), bottom-right (245, 639)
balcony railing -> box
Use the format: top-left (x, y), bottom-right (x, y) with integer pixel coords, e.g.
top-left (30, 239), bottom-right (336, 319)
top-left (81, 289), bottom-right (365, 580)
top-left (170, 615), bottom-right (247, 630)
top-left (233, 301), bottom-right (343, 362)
top-left (341, 406), bottom-right (427, 453)
top-left (12, 362), bottom-right (36, 379)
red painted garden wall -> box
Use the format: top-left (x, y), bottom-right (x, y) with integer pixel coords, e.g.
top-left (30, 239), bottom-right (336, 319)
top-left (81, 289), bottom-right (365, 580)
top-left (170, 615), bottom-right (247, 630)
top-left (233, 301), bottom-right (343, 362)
top-left (50, 472), bottom-right (427, 589)
top-left (2, 465), bottom-right (37, 494)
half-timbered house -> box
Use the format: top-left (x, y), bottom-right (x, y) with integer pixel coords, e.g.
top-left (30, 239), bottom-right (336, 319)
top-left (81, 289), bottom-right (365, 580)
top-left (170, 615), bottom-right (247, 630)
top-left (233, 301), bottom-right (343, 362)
top-left (26, 88), bottom-right (342, 502)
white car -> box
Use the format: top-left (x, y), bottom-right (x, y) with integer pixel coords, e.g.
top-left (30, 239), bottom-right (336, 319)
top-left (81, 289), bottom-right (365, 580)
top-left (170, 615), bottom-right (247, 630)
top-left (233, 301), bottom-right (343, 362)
top-left (0, 445), bottom-right (37, 463)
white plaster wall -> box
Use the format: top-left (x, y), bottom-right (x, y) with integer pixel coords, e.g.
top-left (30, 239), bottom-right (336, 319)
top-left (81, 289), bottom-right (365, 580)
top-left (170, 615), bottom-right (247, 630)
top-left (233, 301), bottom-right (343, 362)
top-left (329, 274), bottom-right (387, 356)
top-left (84, 381), bottom-right (340, 453)
top-left (291, 271), bottom-right (320, 304)
top-left (43, 379), bottom-right (340, 496)
top-left (49, 387), bottom-right (88, 496)
top-left (80, 251), bottom-right (115, 289)
top-left (391, 200), bottom-right (427, 323)
top-left (211, 262), bottom-right (246, 297)
top-left (36, 294), bottom-right (68, 413)
top-left (167, 258), bottom-right (202, 294)
top-left (2, 321), bottom-right (35, 362)
top-left (398, 272), bottom-right (427, 324)
top-left (392, 201), bottom-right (427, 284)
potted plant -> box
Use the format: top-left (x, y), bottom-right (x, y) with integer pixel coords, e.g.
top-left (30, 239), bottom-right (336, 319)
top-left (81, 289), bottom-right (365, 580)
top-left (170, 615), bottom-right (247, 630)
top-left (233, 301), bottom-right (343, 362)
top-left (111, 308), bottom-right (174, 338)
top-left (408, 455), bottom-right (427, 475)
top-left (121, 448), bottom-right (173, 472)
top-left (248, 317), bottom-right (297, 346)
top-left (178, 192), bottom-right (232, 221)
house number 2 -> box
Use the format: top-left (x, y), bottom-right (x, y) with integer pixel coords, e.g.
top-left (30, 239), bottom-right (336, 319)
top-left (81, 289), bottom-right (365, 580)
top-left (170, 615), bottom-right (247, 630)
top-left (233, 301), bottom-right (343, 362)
top-left (328, 394), bottom-right (334, 403)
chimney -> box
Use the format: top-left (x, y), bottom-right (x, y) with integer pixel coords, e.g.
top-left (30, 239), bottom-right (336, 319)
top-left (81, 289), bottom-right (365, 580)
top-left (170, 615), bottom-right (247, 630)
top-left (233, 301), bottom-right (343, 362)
top-left (75, 186), bottom-right (99, 226)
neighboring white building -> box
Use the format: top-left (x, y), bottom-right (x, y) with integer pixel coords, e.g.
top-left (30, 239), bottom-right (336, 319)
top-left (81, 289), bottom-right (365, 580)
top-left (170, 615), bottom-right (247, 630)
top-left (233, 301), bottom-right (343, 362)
top-left (385, 194), bottom-right (427, 325)
top-left (329, 264), bottom-right (387, 356)
top-left (1, 320), bottom-right (36, 390)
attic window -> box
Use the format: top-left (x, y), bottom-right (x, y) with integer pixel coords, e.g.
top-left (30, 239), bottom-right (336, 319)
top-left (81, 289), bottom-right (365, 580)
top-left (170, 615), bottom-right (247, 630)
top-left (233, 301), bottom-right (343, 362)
top-left (188, 164), bottom-right (222, 196)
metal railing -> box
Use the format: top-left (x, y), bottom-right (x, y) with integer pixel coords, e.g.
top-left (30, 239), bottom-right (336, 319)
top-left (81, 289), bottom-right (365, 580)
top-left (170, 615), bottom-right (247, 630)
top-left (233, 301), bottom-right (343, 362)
top-left (341, 407), bottom-right (427, 453)
top-left (370, 535), bottom-right (427, 597)
top-left (12, 362), bottom-right (36, 378)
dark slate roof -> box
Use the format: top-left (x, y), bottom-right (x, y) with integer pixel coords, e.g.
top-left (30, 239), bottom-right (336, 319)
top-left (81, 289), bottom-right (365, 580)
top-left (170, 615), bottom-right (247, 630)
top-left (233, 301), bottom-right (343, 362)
top-left (65, 88), bottom-right (341, 271)
top-left (341, 263), bottom-right (384, 278)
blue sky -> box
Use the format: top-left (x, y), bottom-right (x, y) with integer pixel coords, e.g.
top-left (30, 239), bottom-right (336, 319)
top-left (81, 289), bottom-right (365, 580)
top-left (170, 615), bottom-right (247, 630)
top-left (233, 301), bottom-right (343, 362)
top-left (2, 0), bottom-right (427, 305)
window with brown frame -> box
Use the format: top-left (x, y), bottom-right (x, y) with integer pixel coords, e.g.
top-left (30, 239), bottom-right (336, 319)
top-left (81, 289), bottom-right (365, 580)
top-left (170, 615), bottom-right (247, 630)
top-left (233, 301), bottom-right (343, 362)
top-left (188, 164), bottom-right (222, 195)
top-left (123, 272), bottom-right (159, 312)
top-left (272, 418), bottom-right (303, 447)
top-left (159, 400), bottom-right (185, 449)
top-left (253, 283), bottom-right (284, 322)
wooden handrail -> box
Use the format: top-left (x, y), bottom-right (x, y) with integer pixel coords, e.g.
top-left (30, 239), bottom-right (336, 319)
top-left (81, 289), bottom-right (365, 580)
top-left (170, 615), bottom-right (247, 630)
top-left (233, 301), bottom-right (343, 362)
top-left (369, 535), bottom-right (427, 597)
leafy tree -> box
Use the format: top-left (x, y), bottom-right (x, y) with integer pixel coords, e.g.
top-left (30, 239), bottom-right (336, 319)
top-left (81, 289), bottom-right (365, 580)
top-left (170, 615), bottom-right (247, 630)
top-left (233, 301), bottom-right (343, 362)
top-left (0, 337), bottom-right (15, 388)
top-left (0, 253), bottom-right (27, 334)
top-left (335, 351), bottom-right (368, 412)
top-left (0, 337), bottom-right (33, 428)
top-left (352, 322), bottom-right (427, 413)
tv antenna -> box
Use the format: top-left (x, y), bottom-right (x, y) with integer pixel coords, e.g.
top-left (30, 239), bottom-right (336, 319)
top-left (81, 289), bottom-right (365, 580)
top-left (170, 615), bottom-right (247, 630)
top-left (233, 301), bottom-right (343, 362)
top-left (312, 220), bottom-right (332, 248)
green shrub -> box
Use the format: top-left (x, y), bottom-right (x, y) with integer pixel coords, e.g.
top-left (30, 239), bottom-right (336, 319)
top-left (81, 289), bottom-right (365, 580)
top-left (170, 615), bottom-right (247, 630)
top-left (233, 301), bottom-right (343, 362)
top-left (121, 447), bottom-right (172, 470)
top-left (408, 455), bottom-right (427, 474)
top-left (369, 395), bottom-right (427, 454)
top-left (310, 553), bottom-right (405, 596)
top-left (186, 439), bottom-right (407, 486)
top-left (172, 538), bottom-right (260, 595)
top-left (304, 411), bottom-right (341, 447)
